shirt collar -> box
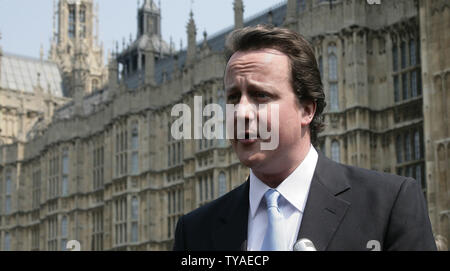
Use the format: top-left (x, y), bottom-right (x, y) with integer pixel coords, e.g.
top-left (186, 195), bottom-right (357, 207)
top-left (249, 145), bottom-right (318, 218)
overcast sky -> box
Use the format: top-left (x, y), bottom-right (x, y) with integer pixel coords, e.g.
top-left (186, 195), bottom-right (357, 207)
top-left (0, 0), bottom-right (284, 62)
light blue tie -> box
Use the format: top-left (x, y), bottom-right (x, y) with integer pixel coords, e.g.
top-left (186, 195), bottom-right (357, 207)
top-left (261, 189), bottom-right (286, 251)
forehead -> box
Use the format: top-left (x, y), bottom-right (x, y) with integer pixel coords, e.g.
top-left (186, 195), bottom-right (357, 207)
top-left (225, 48), bottom-right (290, 77)
top-left (227, 48), bottom-right (288, 66)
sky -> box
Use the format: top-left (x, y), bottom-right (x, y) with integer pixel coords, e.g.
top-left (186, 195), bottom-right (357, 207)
top-left (0, 0), bottom-right (284, 62)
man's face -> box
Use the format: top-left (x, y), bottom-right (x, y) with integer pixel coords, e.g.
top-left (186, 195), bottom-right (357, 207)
top-left (224, 48), bottom-right (312, 176)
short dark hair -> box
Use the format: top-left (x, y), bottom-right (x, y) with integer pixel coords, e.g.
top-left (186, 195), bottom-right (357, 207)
top-left (224, 24), bottom-right (326, 146)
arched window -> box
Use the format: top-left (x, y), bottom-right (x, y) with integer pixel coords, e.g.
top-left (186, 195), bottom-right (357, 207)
top-left (405, 133), bottom-right (411, 161)
top-left (329, 84), bottom-right (339, 111)
top-left (414, 130), bottom-right (421, 160)
top-left (68, 5), bottom-right (75, 38)
top-left (411, 70), bottom-right (418, 97)
top-left (61, 216), bottom-right (68, 251)
top-left (61, 217), bottom-right (68, 237)
top-left (177, 189), bottom-right (182, 212)
top-left (131, 122), bottom-right (139, 150)
top-left (396, 135), bottom-right (403, 163)
top-left (409, 40), bottom-right (416, 66)
top-left (131, 196), bottom-right (138, 242)
top-left (131, 122), bottom-right (139, 174)
top-left (4, 232), bottom-right (11, 251)
top-left (394, 75), bottom-right (400, 102)
top-left (5, 169), bottom-right (12, 214)
top-left (392, 45), bottom-right (398, 72)
top-left (199, 176), bottom-right (203, 203)
top-left (62, 148), bottom-right (69, 196)
top-left (131, 197), bottom-right (139, 220)
top-left (409, 39), bottom-right (419, 97)
top-left (328, 54), bottom-right (337, 81)
top-left (415, 165), bottom-right (422, 187)
top-left (79, 4), bottom-right (86, 38)
top-left (328, 44), bottom-right (339, 111)
top-left (401, 41), bottom-right (406, 69)
top-left (331, 140), bottom-right (340, 163)
top-left (402, 73), bottom-right (408, 100)
top-left (218, 172), bottom-right (227, 196)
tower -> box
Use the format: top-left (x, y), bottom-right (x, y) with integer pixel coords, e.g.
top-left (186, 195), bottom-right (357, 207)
top-left (50, 0), bottom-right (106, 97)
top-left (115, 0), bottom-right (169, 88)
top-left (138, 0), bottom-right (161, 38)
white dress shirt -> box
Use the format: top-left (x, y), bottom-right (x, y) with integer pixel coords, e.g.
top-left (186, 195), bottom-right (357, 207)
top-left (247, 145), bottom-right (318, 251)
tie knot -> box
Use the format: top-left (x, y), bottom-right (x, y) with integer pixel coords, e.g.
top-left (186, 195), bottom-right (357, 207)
top-left (264, 189), bottom-right (280, 209)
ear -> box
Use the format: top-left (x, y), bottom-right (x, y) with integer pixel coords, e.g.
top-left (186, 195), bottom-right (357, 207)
top-left (300, 100), bottom-right (316, 127)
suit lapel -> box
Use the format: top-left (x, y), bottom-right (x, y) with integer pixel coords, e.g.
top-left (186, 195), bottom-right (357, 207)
top-left (212, 180), bottom-right (249, 250)
top-left (297, 152), bottom-right (351, 251)
top-left (210, 152), bottom-right (351, 251)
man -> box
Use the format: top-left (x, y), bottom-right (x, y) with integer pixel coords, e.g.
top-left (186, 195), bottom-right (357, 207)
top-left (173, 25), bottom-right (437, 251)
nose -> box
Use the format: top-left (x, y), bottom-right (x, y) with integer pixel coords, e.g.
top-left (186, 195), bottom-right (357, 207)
top-left (235, 94), bottom-right (257, 121)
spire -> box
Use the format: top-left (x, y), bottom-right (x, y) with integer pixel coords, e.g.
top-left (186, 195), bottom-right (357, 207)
top-left (138, 0), bottom-right (161, 37)
top-left (73, 40), bottom-right (89, 112)
top-left (40, 44), bottom-right (44, 61)
top-left (108, 51), bottom-right (119, 93)
top-left (234, 0), bottom-right (244, 29)
top-left (95, 2), bottom-right (100, 45)
top-left (169, 36), bottom-right (174, 55)
top-left (142, 0), bottom-right (159, 13)
top-left (202, 30), bottom-right (208, 47)
top-left (52, 0), bottom-right (57, 42)
top-left (186, 11), bottom-right (197, 66)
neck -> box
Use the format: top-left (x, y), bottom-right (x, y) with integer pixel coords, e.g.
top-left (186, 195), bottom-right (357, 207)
top-left (253, 143), bottom-right (311, 188)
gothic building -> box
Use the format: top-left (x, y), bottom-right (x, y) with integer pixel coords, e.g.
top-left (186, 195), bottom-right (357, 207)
top-left (49, 0), bottom-right (107, 97)
top-left (0, 0), bottom-right (448, 251)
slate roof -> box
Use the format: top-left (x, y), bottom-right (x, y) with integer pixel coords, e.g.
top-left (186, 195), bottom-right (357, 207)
top-left (0, 52), bottom-right (65, 97)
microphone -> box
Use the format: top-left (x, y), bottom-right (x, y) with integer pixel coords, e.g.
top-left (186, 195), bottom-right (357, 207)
top-left (293, 238), bottom-right (317, 251)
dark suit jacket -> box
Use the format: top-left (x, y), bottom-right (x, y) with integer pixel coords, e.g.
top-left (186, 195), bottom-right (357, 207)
top-left (173, 152), bottom-right (437, 251)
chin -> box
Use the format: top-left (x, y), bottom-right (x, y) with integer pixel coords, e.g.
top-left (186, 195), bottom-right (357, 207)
top-left (233, 140), bottom-right (274, 168)
top-left (236, 150), bottom-right (267, 168)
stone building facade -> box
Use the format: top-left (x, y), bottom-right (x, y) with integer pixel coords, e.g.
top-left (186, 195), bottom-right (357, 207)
top-left (0, 0), bottom-right (448, 251)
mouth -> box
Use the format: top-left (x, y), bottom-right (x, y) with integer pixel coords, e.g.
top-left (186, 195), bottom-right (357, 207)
top-left (236, 131), bottom-right (259, 144)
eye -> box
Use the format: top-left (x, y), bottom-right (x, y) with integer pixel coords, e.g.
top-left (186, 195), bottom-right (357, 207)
top-left (227, 92), bottom-right (241, 103)
top-left (255, 92), bottom-right (268, 98)
top-left (252, 91), bottom-right (271, 100)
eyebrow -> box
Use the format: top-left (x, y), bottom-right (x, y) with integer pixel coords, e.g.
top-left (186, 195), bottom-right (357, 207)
top-left (227, 79), bottom-right (277, 94)
top-left (247, 80), bottom-right (278, 93)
